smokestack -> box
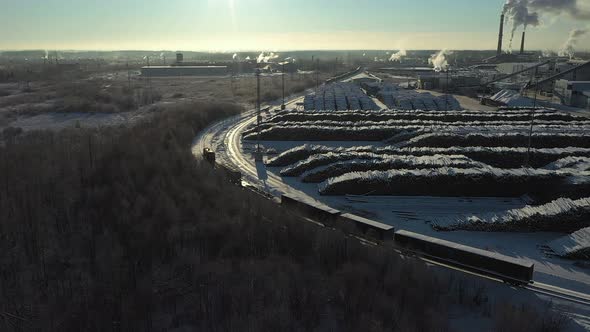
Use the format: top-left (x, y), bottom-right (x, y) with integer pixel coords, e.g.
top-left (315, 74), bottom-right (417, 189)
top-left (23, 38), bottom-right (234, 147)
top-left (497, 13), bottom-right (505, 56)
top-left (520, 31), bottom-right (526, 54)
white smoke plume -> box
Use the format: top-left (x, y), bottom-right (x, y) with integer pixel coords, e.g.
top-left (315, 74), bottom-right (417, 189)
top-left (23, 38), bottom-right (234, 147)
top-left (43, 50), bottom-right (49, 59)
top-left (257, 52), bottom-right (279, 63)
top-left (245, 56), bottom-right (251, 60)
top-left (503, 0), bottom-right (590, 48)
top-left (232, 53), bottom-right (238, 60)
top-left (558, 28), bottom-right (589, 58)
top-left (389, 49), bottom-right (407, 62)
top-left (542, 49), bottom-right (556, 57)
top-left (429, 50), bottom-right (453, 72)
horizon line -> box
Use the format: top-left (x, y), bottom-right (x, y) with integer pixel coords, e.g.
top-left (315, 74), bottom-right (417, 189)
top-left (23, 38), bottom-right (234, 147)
top-left (2, 48), bottom-right (584, 53)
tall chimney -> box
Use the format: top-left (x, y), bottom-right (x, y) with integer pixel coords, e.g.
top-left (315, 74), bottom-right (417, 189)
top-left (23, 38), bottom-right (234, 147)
top-left (520, 31), bottom-right (526, 55)
top-left (497, 13), bottom-right (505, 57)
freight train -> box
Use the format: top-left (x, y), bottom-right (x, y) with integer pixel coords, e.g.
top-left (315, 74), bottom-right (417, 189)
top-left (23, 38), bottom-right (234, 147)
top-left (208, 163), bottom-right (535, 286)
top-left (279, 193), bottom-right (534, 285)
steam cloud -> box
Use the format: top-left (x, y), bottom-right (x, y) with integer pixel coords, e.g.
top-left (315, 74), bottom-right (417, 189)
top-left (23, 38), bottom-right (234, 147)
top-left (389, 49), bottom-right (407, 62)
top-left (232, 53), bottom-right (238, 60)
top-left (257, 52), bottom-right (280, 63)
top-left (558, 28), bottom-right (589, 58)
top-left (429, 50), bottom-right (453, 72)
top-left (503, 0), bottom-right (590, 49)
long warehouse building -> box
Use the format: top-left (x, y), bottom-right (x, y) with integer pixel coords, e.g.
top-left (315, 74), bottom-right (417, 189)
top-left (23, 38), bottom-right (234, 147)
top-left (141, 65), bottom-right (229, 77)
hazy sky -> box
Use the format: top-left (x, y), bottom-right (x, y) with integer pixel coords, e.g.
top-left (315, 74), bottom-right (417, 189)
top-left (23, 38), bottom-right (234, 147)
top-left (1, 0), bottom-right (589, 51)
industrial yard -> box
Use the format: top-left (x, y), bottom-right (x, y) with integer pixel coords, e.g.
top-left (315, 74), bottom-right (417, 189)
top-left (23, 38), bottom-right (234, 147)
top-left (3, 0), bottom-right (590, 330)
top-left (193, 63), bottom-right (590, 329)
top-left (230, 77), bottom-right (590, 284)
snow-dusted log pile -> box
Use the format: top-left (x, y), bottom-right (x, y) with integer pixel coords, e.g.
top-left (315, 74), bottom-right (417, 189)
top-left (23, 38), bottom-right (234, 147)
top-left (268, 108), bottom-right (580, 123)
top-left (260, 105), bottom-right (590, 200)
top-left (244, 123), bottom-right (590, 142)
top-left (300, 155), bottom-right (485, 183)
top-left (378, 90), bottom-right (461, 111)
top-left (318, 168), bottom-right (573, 197)
top-left (304, 82), bottom-right (378, 111)
top-left (433, 197), bottom-right (590, 233)
top-left (544, 157), bottom-right (590, 171)
top-left (548, 227), bottom-right (590, 259)
top-left (267, 144), bottom-right (590, 169)
top-left (246, 119), bottom-right (589, 136)
top-left (280, 153), bottom-right (483, 177)
top-left (362, 82), bottom-right (463, 111)
top-left (406, 132), bottom-right (590, 149)
top-left (280, 152), bottom-right (384, 177)
top-left (266, 144), bottom-right (337, 167)
top-left (247, 106), bottom-right (590, 142)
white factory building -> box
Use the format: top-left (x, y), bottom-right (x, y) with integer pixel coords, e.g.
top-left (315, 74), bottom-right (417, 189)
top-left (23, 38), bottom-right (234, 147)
top-left (554, 80), bottom-right (590, 109)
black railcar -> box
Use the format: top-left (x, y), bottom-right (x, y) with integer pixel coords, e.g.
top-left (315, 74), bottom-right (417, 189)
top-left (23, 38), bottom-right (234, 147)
top-left (203, 148), bottom-right (216, 164)
top-left (281, 193), bottom-right (340, 223)
top-left (394, 230), bottom-right (534, 284)
top-left (337, 213), bottom-right (395, 241)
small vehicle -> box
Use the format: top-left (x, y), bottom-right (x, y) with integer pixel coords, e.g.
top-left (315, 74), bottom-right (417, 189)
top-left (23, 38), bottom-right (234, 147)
top-left (203, 148), bottom-right (216, 164)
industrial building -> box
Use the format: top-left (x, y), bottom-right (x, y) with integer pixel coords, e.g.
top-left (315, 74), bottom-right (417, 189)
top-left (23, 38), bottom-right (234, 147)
top-left (554, 80), bottom-right (590, 109)
top-left (417, 73), bottom-right (481, 90)
top-left (141, 65), bottom-right (229, 77)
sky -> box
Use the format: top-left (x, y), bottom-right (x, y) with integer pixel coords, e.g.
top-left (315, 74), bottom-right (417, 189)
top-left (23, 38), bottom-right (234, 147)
top-left (1, 0), bottom-right (589, 51)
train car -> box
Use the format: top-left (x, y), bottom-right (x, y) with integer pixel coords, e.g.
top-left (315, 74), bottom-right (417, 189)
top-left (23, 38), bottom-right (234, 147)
top-left (203, 148), bottom-right (216, 164)
top-left (281, 193), bottom-right (340, 223)
top-left (216, 164), bottom-right (242, 185)
top-left (337, 213), bottom-right (395, 241)
top-left (394, 230), bottom-right (534, 284)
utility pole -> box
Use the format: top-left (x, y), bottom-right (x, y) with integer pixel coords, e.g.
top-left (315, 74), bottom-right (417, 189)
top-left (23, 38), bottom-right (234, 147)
top-left (525, 68), bottom-right (539, 167)
top-left (315, 58), bottom-right (320, 94)
top-left (281, 61), bottom-right (286, 110)
top-left (446, 66), bottom-right (450, 111)
top-left (145, 55), bottom-right (153, 105)
top-left (256, 68), bottom-right (262, 160)
top-left (126, 58), bottom-right (131, 89)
